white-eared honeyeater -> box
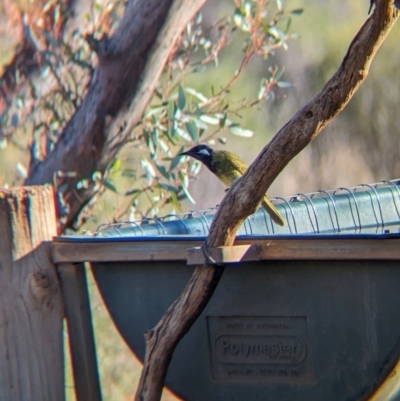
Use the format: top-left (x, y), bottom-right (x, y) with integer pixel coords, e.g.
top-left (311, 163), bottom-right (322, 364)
top-left (369, 0), bottom-right (400, 13)
top-left (180, 144), bottom-right (285, 226)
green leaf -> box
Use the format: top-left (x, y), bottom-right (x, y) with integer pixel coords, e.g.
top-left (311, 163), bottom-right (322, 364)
top-left (185, 87), bottom-right (208, 102)
top-left (169, 191), bottom-right (181, 210)
top-left (229, 126), bottom-right (253, 138)
top-left (170, 149), bottom-right (184, 171)
top-left (109, 158), bottom-right (121, 173)
top-left (219, 114), bottom-right (227, 128)
top-left (177, 85), bottom-right (186, 110)
top-left (176, 128), bottom-right (192, 141)
top-left (155, 163), bottom-right (170, 180)
top-left (125, 189), bottom-right (140, 196)
top-left (122, 170), bottom-right (136, 178)
top-left (167, 100), bottom-right (175, 119)
top-left (291, 8), bottom-right (304, 15)
top-left (178, 170), bottom-right (189, 188)
top-left (182, 184), bottom-right (196, 204)
top-left (151, 129), bottom-right (159, 153)
top-left (268, 26), bottom-right (284, 40)
top-left (274, 67), bottom-right (285, 82)
top-left (200, 115), bottom-right (219, 125)
top-left (285, 16), bottom-right (292, 33)
top-left (103, 179), bottom-right (117, 192)
top-left (233, 8), bottom-right (251, 32)
top-left (189, 118), bottom-right (208, 130)
top-left (277, 81), bottom-right (293, 88)
top-left (158, 183), bottom-right (178, 193)
top-left (166, 126), bottom-right (177, 144)
top-left (185, 120), bottom-right (198, 142)
top-left (177, 193), bottom-right (187, 201)
top-left (218, 137), bottom-right (227, 144)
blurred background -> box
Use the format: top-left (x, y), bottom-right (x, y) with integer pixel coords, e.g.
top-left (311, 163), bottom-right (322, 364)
top-left (1, 0), bottom-right (400, 399)
top-left (186, 0), bottom-right (400, 211)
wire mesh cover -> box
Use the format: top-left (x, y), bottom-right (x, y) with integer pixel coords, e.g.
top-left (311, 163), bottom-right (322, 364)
top-left (93, 179), bottom-right (400, 238)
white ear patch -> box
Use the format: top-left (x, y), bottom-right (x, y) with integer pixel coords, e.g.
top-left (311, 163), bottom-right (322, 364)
top-left (198, 148), bottom-right (210, 156)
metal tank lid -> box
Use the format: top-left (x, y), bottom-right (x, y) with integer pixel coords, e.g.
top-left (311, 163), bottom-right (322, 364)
top-left (56, 178), bottom-right (400, 242)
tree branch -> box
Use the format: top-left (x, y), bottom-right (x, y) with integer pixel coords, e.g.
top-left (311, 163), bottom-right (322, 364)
top-left (135, 2), bottom-right (399, 401)
top-left (25, 0), bottom-right (207, 229)
top-left (0, 0), bottom-right (92, 113)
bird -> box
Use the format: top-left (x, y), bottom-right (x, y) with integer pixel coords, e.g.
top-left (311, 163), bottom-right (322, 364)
top-left (369, 0), bottom-right (400, 14)
top-left (179, 144), bottom-right (285, 226)
top-left (368, 0), bottom-right (374, 14)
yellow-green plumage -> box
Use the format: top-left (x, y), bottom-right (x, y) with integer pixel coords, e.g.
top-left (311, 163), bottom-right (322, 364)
top-left (180, 145), bottom-right (285, 226)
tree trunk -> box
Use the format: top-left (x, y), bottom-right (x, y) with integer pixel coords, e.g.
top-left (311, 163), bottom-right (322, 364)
top-left (25, 0), bottom-right (207, 230)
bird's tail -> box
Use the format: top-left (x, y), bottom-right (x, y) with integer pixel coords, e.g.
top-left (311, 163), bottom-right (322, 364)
top-left (261, 196), bottom-right (285, 226)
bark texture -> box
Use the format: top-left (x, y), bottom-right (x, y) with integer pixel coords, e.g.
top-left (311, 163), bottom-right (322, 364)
top-left (135, 2), bottom-right (399, 401)
top-left (25, 0), bottom-right (207, 229)
top-left (0, 186), bottom-right (64, 401)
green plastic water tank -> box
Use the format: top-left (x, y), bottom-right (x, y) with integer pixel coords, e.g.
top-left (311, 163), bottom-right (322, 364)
top-left (88, 180), bottom-right (400, 400)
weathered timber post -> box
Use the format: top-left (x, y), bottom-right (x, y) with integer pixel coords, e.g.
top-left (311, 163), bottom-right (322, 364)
top-left (0, 186), bottom-right (64, 401)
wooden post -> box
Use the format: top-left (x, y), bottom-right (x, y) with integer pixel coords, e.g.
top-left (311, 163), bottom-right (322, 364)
top-left (58, 263), bottom-right (102, 401)
top-left (0, 186), bottom-right (64, 401)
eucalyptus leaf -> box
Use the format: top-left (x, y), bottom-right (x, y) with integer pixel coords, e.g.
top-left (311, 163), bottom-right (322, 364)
top-left (182, 184), bottom-right (196, 204)
top-left (199, 115), bottom-right (219, 125)
top-left (109, 158), bottom-right (121, 173)
top-left (178, 85), bottom-right (186, 110)
top-left (167, 100), bottom-right (175, 119)
top-left (166, 126), bottom-right (177, 144)
top-left (277, 81), bottom-right (293, 88)
top-left (122, 169), bottom-right (136, 178)
top-left (125, 189), bottom-right (141, 196)
top-left (176, 128), bottom-right (192, 142)
top-left (185, 87), bottom-right (208, 102)
top-left (185, 120), bottom-right (198, 141)
top-left (275, 67), bottom-right (285, 82)
top-left (169, 191), bottom-right (180, 209)
top-left (219, 114), bottom-right (227, 128)
top-left (229, 126), bottom-right (253, 138)
top-left (158, 183), bottom-right (178, 193)
top-left (233, 9), bottom-right (251, 32)
top-left (141, 158), bottom-right (156, 178)
top-left (155, 163), bottom-right (170, 180)
top-left (291, 8), bottom-right (304, 15)
top-left (267, 90), bottom-right (276, 102)
top-left (178, 170), bottom-right (189, 188)
top-left (190, 118), bottom-right (208, 130)
top-left (103, 179), bottom-right (117, 192)
top-left (170, 150), bottom-right (184, 171)
top-left (286, 17), bottom-right (292, 33)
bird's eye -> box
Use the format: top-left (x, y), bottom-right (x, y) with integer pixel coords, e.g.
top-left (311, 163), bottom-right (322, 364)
top-left (197, 149), bottom-right (210, 156)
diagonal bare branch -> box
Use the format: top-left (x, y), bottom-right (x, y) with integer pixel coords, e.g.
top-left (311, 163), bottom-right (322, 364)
top-left (135, 2), bottom-right (399, 401)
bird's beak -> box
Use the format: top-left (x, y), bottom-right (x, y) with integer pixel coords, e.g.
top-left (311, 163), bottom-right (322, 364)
top-left (179, 150), bottom-right (190, 157)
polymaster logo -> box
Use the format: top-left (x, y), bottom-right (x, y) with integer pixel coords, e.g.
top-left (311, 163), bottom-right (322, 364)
top-left (215, 334), bottom-right (306, 364)
top-left (207, 316), bottom-right (314, 382)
